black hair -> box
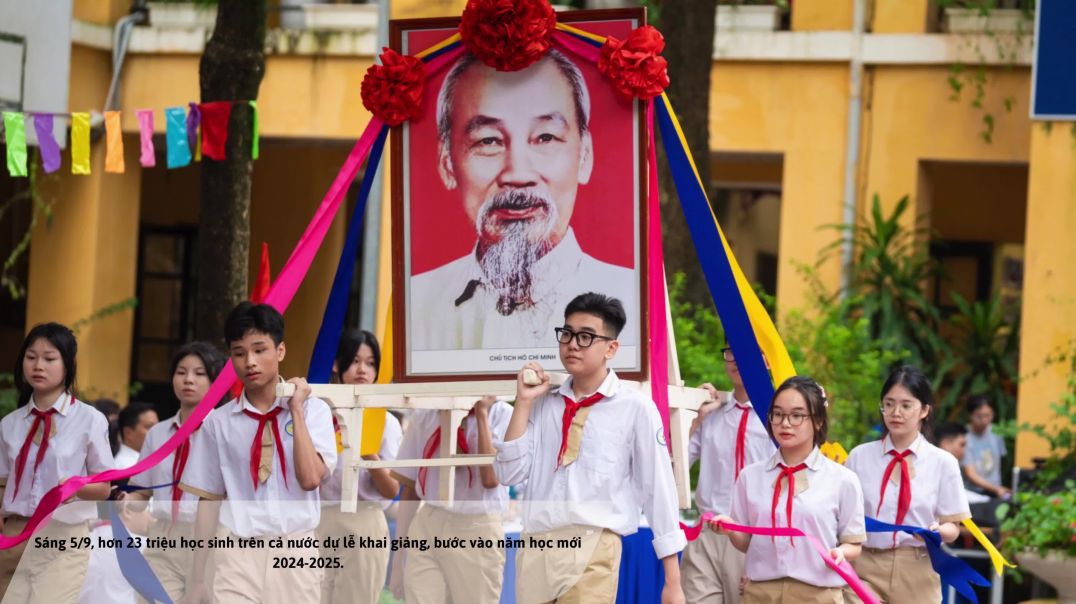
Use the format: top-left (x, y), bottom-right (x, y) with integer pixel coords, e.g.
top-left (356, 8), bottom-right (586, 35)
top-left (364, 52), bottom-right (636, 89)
top-left (564, 292), bottom-right (627, 337)
top-left (224, 302), bottom-right (285, 346)
top-left (92, 398), bottom-right (121, 419)
top-left (333, 329), bottom-right (381, 383)
top-left (112, 402), bottom-right (156, 454)
top-left (14, 322), bottom-right (78, 408)
top-left (965, 394), bottom-right (994, 417)
top-left (171, 341), bottom-right (226, 382)
top-left (769, 376), bottom-right (829, 447)
top-left (934, 422), bottom-right (968, 445)
top-left (880, 365), bottom-right (935, 437)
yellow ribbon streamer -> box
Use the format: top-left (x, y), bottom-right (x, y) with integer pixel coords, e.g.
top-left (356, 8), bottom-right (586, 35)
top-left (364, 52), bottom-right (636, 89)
top-left (415, 32), bottom-right (461, 59)
top-left (71, 112), bottom-right (91, 175)
top-left (962, 517), bottom-right (1016, 575)
top-left (657, 93), bottom-right (797, 387)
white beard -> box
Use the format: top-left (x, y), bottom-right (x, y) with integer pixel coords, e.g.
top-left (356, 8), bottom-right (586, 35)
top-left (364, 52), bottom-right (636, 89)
top-left (475, 192), bottom-right (559, 316)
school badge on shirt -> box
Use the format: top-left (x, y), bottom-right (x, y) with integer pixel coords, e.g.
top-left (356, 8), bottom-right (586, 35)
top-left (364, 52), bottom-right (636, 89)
top-left (285, 419), bottom-right (295, 437)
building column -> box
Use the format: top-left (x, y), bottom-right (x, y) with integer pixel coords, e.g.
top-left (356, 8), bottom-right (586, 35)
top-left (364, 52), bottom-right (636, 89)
top-left (1015, 122), bottom-right (1076, 466)
top-left (26, 136), bottom-right (142, 405)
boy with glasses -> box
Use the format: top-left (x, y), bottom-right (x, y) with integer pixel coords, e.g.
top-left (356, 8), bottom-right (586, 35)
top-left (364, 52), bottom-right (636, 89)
top-left (681, 343), bottom-right (774, 603)
top-left (495, 292), bottom-right (686, 604)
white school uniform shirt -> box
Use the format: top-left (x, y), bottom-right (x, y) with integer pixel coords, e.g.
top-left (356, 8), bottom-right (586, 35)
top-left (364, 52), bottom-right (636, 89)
top-left (0, 394), bottom-right (113, 524)
top-left (688, 393), bottom-right (773, 514)
top-left (730, 447), bottom-right (866, 588)
top-left (130, 411), bottom-right (206, 523)
top-left (395, 402), bottom-right (512, 515)
top-left (846, 433), bottom-right (971, 549)
top-left (179, 393), bottom-right (338, 537)
top-left (409, 228), bottom-right (639, 351)
top-left (494, 370), bottom-right (688, 560)
top-left (320, 412), bottom-right (403, 508)
top-left (114, 443), bottom-right (140, 470)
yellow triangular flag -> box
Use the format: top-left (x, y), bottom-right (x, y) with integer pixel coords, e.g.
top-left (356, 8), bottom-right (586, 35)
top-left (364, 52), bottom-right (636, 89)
top-left (962, 518), bottom-right (1016, 576)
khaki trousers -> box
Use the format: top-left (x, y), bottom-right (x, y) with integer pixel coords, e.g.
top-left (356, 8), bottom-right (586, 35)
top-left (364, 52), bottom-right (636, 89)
top-left (850, 547), bottom-right (940, 604)
top-left (212, 530), bottom-right (323, 604)
top-left (744, 578), bottom-right (843, 604)
top-left (515, 525), bottom-right (622, 604)
top-left (317, 504), bottom-right (389, 604)
top-left (404, 505), bottom-right (504, 604)
top-left (681, 530), bottom-right (745, 604)
top-left (1, 517), bottom-right (90, 604)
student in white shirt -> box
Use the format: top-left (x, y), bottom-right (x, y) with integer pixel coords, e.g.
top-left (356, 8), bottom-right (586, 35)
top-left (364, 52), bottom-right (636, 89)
top-left (709, 377), bottom-right (865, 603)
top-left (0, 323), bottom-right (114, 602)
top-left (496, 292), bottom-right (687, 604)
top-left (845, 365), bottom-right (971, 604)
top-left (179, 303), bottom-right (338, 604)
top-left (683, 344), bottom-right (774, 603)
top-left (77, 401), bottom-right (159, 604)
top-left (126, 341), bottom-right (225, 603)
top-left (318, 329), bottom-right (402, 604)
top-left (111, 403), bottom-right (159, 469)
top-left (389, 396), bottom-right (512, 604)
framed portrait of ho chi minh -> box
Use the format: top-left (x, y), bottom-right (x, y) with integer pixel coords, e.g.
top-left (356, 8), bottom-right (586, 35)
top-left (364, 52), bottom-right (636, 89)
top-left (391, 8), bottom-right (649, 382)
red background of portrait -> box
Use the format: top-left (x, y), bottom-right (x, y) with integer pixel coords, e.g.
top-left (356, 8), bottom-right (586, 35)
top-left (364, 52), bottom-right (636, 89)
top-left (404, 20), bottom-right (638, 276)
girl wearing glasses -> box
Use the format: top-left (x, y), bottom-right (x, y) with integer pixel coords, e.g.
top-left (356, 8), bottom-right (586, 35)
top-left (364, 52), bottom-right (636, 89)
top-left (845, 365), bottom-right (971, 604)
top-left (708, 376), bottom-right (866, 603)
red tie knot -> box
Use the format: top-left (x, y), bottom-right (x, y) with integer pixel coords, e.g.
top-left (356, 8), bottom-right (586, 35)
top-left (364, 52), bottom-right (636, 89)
top-left (31, 408), bottom-right (57, 419)
top-left (888, 449), bottom-right (913, 460)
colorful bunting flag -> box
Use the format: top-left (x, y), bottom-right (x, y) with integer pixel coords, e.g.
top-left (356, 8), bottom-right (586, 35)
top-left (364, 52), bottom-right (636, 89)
top-left (32, 114), bottom-right (62, 174)
top-left (104, 111), bottom-right (125, 173)
top-left (137, 109), bottom-right (156, 167)
top-left (71, 112), bottom-right (91, 175)
top-left (165, 106), bottom-right (191, 169)
top-left (3, 112), bottom-right (27, 177)
top-left (200, 101), bottom-right (232, 161)
top-left (249, 100), bottom-right (260, 160)
top-left (187, 101), bottom-right (201, 162)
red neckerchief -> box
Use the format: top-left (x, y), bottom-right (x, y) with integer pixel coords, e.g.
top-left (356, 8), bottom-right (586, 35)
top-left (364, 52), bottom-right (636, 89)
top-left (556, 392), bottom-right (604, 470)
top-left (11, 394), bottom-right (71, 498)
top-left (242, 406), bottom-right (287, 491)
top-left (771, 462), bottom-right (807, 546)
top-left (733, 403), bottom-right (752, 479)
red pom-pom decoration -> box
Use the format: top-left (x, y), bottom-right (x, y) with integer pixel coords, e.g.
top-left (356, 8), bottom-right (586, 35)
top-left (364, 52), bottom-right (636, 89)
top-left (459, 0), bottom-right (557, 72)
top-left (361, 48), bottom-right (425, 126)
top-left (598, 25), bottom-right (670, 100)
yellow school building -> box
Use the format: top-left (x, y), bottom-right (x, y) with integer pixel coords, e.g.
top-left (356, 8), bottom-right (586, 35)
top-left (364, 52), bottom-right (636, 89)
top-left (2, 0), bottom-right (1072, 466)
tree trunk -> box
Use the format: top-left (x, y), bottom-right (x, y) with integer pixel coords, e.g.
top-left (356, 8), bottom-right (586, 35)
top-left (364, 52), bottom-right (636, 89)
top-left (654, 0), bottom-right (716, 304)
top-left (193, 0), bottom-right (267, 344)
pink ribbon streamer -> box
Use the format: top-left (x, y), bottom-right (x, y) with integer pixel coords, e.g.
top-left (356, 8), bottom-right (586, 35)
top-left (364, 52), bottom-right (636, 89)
top-left (0, 44), bottom-right (466, 551)
top-left (137, 110), bottom-right (155, 167)
top-left (552, 30), bottom-right (672, 443)
top-left (681, 513), bottom-right (879, 604)
top-left (646, 100), bottom-right (670, 446)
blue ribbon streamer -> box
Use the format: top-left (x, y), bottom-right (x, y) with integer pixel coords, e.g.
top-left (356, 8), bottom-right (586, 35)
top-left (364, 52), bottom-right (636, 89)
top-left (109, 505), bottom-right (173, 604)
top-left (307, 126), bottom-right (389, 382)
top-left (116, 481), bottom-right (176, 493)
top-left (654, 98), bottom-right (776, 422)
top-left (865, 517), bottom-right (990, 603)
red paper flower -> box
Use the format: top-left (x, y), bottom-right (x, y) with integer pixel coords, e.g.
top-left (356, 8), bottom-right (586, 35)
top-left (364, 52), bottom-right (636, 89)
top-left (460, 0), bottom-right (557, 72)
top-left (361, 48), bottom-right (425, 126)
top-left (598, 25), bottom-right (670, 100)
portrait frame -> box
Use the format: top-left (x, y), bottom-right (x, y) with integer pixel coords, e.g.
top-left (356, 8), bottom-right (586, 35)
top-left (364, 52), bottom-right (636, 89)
top-left (390, 8), bottom-right (650, 382)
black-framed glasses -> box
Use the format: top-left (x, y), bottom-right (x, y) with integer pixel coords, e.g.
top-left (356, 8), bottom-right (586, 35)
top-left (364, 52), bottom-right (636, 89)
top-left (768, 411), bottom-right (811, 427)
top-left (555, 327), bottom-right (614, 348)
top-left (721, 347), bottom-right (734, 362)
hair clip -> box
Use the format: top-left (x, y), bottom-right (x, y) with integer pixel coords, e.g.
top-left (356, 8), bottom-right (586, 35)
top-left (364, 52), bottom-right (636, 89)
top-left (819, 384), bottom-right (829, 407)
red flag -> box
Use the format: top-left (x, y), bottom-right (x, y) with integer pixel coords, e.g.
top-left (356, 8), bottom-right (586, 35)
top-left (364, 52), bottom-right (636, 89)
top-left (199, 101), bottom-right (233, 161)
top-left (231, 243), bottom-right (272, 400)
top-left (252, 242), bottom-right (271, 303)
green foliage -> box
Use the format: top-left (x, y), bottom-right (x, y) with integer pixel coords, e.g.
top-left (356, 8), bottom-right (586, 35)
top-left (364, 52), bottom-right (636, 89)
top-left (784, 309), bottom-right (906, 447)
top-left (0, 374), bottom-right (18, 420)
top-left (998, 483), bottom-right (1076, 559)
top-left (668, 272), bottom-right (731, 392)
